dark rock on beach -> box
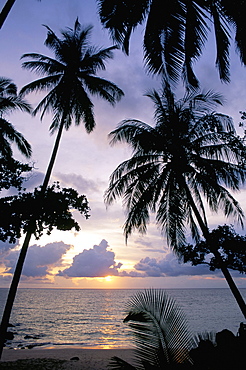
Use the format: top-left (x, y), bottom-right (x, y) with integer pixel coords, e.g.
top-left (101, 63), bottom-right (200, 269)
top-left (70, 356), bottom-right (80, 361)
top-left (5, 332), bottom-right (14, 341)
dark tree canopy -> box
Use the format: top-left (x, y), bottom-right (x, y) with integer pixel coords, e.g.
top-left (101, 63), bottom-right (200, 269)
top-left (180, 225), bottom-right (246, 274)
top-left (0, 157), bottom-right (32, 192)
top-left (0, 183), bottom-right (90, 243)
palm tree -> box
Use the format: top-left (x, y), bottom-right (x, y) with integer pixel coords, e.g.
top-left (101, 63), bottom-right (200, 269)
top-left (97, 0), bottom-right (246, 88)
top-left (105, 83), bottom-right (246, 318)
top-left (0, 19), bottom-right (124, 359)
top-left (0, 77), bottom-right (32, 158)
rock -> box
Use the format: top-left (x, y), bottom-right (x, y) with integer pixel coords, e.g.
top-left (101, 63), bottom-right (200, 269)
top-left (5, 331), bottom-right (14, 340)
top-left (24, 334), bottom-right (40, 339)
top-left (70, 356), bottom-right (80, 361)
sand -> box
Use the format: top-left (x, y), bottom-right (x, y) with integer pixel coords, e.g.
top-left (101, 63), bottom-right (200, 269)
top-left (1, 347), bottom-right (135, 369)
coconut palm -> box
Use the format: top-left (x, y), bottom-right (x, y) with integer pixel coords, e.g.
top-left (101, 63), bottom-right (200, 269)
top-left (105, 83), bottom-right (246, 318)
top-left (19, 18), bottom-right (123, 190)
top-left (0, 19), bottom-right (123, 359)
top-left (98, 0), bottom-right (246, 88)
top-left (0, 77), bottom-right (31, 158)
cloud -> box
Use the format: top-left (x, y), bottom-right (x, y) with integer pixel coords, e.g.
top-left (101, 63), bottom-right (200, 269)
top-left (23, 171), bottom-right (44, 191)
top-left (58, 239), bottom-right (123, 277)
top-left (0, 241), bottom-right (18, 254)
top-left (133, 253), bottom-right (220, 277)
top-left (4, 242), bottom-right (71, 277)
top-left (54, 172), bottom-right (104, 194)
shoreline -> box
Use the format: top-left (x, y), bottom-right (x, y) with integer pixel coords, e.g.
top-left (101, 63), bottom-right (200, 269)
top-left (1, 347), bottom-right (134, 369)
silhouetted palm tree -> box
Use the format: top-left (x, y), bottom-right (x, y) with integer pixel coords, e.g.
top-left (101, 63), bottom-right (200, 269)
top-left (20, 18), bottom-right (124, 190)
top-left (98, 0), bottom-right (246, 88)
top-left (105, 84), bottom-right (246, 318)
top-left (0, 77), bottom-right (31, 158)
top-left (0, 19), bottom-right (123, 358)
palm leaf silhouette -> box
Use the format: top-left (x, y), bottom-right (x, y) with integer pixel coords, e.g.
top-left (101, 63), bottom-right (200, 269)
top-left (109, 289), bottom-right (194, 369)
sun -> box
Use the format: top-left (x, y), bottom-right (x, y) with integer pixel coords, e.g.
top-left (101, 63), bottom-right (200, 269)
top-left (105, 275), bottom-right (112, 282)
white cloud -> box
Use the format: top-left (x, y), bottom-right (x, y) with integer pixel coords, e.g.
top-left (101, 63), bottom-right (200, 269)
top-left (58, 239), bottom-right (123, 277)
top-left (4, 242), bottom-right (71, 277)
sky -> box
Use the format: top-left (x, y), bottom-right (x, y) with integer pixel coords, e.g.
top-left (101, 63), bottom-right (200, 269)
top-left (0, 0), bottom-right (246, 290)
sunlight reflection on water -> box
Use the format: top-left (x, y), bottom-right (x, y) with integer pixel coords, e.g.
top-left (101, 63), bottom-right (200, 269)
top-left (0, 288), bottom-right (245, 349)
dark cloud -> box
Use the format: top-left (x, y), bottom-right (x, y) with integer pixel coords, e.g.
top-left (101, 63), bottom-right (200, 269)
top-left (134, 238), bottom-right (153, 248)
top-left (144, 249), bottom-right (166, 253)
top-left (133, 253), bottom-right (219, 277)
top-left (0, 241), bottom-right (18, 254)
top-left (58, 239), bottom-right (123, 277)
top-left (4, 242), bottom-right (71, 277)
top-left (54, 172), bottom-right (103, 194)
top-left (23, 171), bottom-right (44, 191)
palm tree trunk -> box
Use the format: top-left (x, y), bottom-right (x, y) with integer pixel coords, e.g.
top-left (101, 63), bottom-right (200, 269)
top-left (0, 227), bottom-right (33, 358)
top-left (0, 120), bottom-right (65, 359)
top-left (183, 179), bottom-right (246, 319)
top-left (0, 0), bottom-right (16, 28)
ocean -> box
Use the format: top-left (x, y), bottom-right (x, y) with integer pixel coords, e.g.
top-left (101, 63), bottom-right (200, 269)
top-left (0, 288), bottom-right (245, 349)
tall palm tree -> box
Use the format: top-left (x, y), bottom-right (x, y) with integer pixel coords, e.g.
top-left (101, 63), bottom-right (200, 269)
top-left (0, 19), bottom-right (123, 359)
top-left (105, 83), bottom-right (246, 318)
top-left (97, 0), bottom-right (246, 88)
top-left (0, 77), bottom-right (32, 158)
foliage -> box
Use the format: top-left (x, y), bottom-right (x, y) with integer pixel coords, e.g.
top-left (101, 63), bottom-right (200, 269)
top-left (98, 0), bottom-right (246, 88)
top-left (20, 19), bottom-right (124, 134)
top-left (109, 289), bottom-right (194, 369)
top-left (109, 289), bottom-right (246, 369)
top-left (0, 157), bottom-right (32, 192)
top-left (105, 84), bottom-right (246, 252)
top-left (0, 76), bottom-right (32, 192)
top-left (0, 182), bottom-right (90, 243)
top-left (180, 225), bottom-right (246, 274)
top-left (0, 77), bottom-right (32, 158)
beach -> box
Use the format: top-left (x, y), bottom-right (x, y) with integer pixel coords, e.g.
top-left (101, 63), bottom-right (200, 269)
top-left (1, 347), bottom-right (134, 369)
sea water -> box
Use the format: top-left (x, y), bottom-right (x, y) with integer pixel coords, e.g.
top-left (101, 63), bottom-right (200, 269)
top-left (0, 288), bottom-right (245, 349)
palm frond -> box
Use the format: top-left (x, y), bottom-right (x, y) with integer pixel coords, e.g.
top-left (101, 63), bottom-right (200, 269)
top-left (109, 120), bottom-right (154, 151)
top-left (20, 75), bottom-right (62, 98)
top-left (21, 19), bottom-right (123, 134)
top-left (210, 2), bottom-right (231, 82)
top-left (0, 118), bottom-right (32, 158)
top-left (0, 77), bottom-right (17, 95)
top-left (83, 75), bottom-right (124, 106)
top-left (123, 289), bottom-right (194, 368)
